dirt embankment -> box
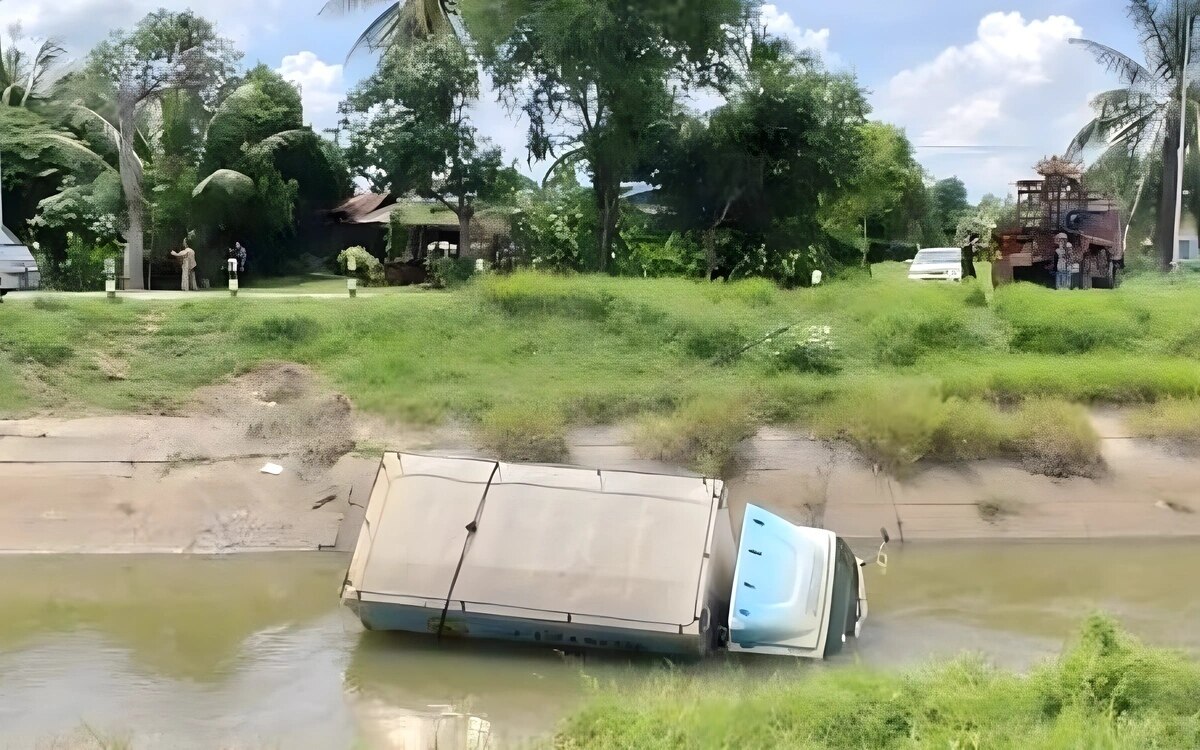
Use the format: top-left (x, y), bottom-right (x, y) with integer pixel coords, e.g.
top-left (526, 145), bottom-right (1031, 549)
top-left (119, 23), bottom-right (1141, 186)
top-left (2, 364), bottom-right (1198, 553)
top-left (0, 364), bottom-right (385, 553)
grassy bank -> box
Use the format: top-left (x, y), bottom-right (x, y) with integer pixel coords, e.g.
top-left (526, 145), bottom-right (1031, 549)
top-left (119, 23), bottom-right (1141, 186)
top-left (2, 265), bottom-right (1198, 472)
top-left (554, 616), bottom-right (1200, 749)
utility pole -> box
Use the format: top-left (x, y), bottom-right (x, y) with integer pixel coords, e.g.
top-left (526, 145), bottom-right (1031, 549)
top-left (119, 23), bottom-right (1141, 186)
top-left (1173, 15), bottom-right (1195, 268)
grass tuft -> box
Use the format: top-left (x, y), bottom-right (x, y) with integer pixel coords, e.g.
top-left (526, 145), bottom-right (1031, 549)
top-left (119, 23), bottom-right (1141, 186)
top-left (478, 404), bottom-right (569, 463)
top-left (633, 398), bottom-right (758, 477)
top-left (1128, 400), bottom-right (1200, 444)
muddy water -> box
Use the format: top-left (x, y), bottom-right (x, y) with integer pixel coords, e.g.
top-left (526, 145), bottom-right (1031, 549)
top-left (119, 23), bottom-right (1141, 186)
top-left (1, 544), bottom-right (1198, 749)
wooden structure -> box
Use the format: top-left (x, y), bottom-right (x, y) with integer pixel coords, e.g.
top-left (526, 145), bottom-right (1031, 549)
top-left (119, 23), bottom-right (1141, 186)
top-left (993, 157), bottom-right (1124, 289)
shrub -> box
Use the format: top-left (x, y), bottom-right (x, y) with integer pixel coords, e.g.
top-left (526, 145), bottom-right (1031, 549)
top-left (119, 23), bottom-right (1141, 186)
top-left (770, 326), bottom-right (841, 374)
top-left (1013, 400), bottom-right (1102, 478)
top-left (245, 315), bottom-right (321, 345)
top-left (336, 247), bottom-right (384, 286)
top-left (869, 310), bottom-right (976, 366)
top-left (478, 404), bottom-right (569, 463)
top-left (994, 284), bottom-right (1145, 354)
top-left (634, 398), bottom-right (757, 477)
top-left (428, 256), bottom-right (475, 289)
top-left (36, 235), bottom-right (121, 292)
top-left (679, 322), bottom-right (746, 361)
top-left (1128, 399), bottom-right (1200, 444)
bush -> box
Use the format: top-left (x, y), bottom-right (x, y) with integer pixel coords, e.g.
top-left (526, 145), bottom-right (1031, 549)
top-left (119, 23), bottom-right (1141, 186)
top-left (36, 235), bottom-right (122, 292)
top-left (869, 310), bottom-right (977, 367)
top-left (770, 326), bottom-right (841, 374)
top-left (428, 256), bottom-right (475, 289)
top-left (1128, 399), bottom-right (1200, 444)
top-left (478, 404), bottom-right (569, 463)
top-left (634, 398), bottom-right (757, 477)
top-left (679, 322), bottom-right (746, 361)
top-left (994, 284), bottom-right (1146, 354)
top-left (337, 247), bottom-right (384, 286)
top-left (814, 383), bottom-right (1102, 476)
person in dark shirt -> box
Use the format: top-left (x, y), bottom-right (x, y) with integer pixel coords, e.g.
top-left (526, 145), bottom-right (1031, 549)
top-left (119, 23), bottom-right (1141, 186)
top-left (961, 233), bottom-right (980, 279)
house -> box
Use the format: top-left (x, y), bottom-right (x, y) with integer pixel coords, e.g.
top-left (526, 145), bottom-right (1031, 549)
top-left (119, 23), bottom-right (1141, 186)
top-left (325, 193), bottom-right (513, 264)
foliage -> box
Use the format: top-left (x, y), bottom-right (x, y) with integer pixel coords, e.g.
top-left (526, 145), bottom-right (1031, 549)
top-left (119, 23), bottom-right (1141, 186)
top-left (1068, 0), bottom-right (1200, 270)
top-left (1128, 399), bottom-right (1200, 444)
top-left (553, 615), bottom-right (1200, 750)
top-left (321, 0), bottom-right (465, 58)
top-left (509, 181), bottom-right (595, 271)
top-left (32, 233), bottom-right (122, 292)
top-left (337, 246), bottom-right (384, 285)
top-left (387, 210), bottom-right (410, 259)
top-left (478, 404), bottom-right (568, 463)
top-left (488, 0), bottom-right (750, 270)
top-left (824, 122), bottom-right (928, 263)
top-left (31, 171), bottom-right (124, 248)
top-left (615, 229), bottom-right (705, 279)
top-left (634, 398), bottom-right (757, 477)
top-left (201, 66), bottom-right (302, 177)
top-left (343, 32), bottom-right (512, 249)
top-left (929, 177), bottom-right (971, 243)
top-left (85, 9), bottom-right (242, 288)
top-left (770, 326), bottom-right (842, 375)
top-left (427, 256), bottom-right (474, 289)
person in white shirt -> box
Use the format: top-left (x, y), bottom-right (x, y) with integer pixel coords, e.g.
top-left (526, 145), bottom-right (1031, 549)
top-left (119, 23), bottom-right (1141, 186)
top-left (170, 242), bottom-right (199, 292)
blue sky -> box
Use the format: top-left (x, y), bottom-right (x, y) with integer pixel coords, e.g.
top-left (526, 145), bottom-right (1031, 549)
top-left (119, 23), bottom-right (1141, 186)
top-left (4, 1), bottom-right (1145, 198)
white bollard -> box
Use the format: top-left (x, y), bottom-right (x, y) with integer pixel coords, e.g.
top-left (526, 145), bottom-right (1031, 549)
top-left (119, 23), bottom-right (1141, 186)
top-left (347, 255), bottom-right (358, 298)
top-left (104, 257), bottom-right (117, 299)
top-left (811, 269), bottom-right (823, 286)
top-left (228, 258), bottom-right (239, 297)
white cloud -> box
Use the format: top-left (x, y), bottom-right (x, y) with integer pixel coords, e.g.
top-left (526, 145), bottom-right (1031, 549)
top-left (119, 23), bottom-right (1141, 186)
top-left (0, 0), bottom-right (285, 52)
top-left (876, 12), bottom-right (1104, 198)
top-left (276, 52), bottom-right (345, 132)
top-left (760, 4), bottom-right (835, 62)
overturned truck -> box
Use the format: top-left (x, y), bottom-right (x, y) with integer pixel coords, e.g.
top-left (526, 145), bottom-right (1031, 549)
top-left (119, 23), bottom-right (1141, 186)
top-left (992, 157), bottom-right (1124, 289)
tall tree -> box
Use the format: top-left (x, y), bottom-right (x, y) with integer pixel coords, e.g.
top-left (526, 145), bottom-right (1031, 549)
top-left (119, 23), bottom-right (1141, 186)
top-left (343, 32), bottom-right (509, 257)
top-left (1068, 0), bottom-right (1200, 270)
top-left (85, 10), bottom-right (240, 288)
top-left (488, 0), bottom-right (749, 271)
top-left (930, 177), bottom-right (970, 243)
top-left (320, 0), bottom-right (465, 57)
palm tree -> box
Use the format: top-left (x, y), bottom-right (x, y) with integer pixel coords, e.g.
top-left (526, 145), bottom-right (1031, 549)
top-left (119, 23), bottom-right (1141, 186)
top-left (1, 34), bottom-right (65, 107)
top-left (320, 0), bottom-right (465, 57)
top-left (1068, 0), bottom-right (1200, 270)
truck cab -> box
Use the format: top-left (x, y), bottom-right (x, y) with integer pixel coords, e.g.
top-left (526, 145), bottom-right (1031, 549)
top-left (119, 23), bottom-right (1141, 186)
top-left (723, 505), bottom-right (869, 659)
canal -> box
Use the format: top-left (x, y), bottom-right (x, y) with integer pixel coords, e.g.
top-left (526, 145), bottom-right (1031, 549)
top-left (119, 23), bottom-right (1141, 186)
top-left (1, 542), bottom-right (1197, 749)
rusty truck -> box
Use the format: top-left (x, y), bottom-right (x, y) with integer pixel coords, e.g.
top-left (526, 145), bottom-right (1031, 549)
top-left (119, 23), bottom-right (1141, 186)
top-left (992, 157), bottom-right (1124, 289)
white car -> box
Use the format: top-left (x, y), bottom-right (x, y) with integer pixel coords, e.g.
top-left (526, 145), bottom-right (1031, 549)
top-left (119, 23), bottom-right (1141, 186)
top-left (1, 224), bottom-right (40, 300)
top-left (907, 248), bottom-right (963, 282)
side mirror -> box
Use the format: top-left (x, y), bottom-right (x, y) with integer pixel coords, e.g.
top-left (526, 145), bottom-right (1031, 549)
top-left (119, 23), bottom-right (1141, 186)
top-left (876, 527), bottom-right (890, 570)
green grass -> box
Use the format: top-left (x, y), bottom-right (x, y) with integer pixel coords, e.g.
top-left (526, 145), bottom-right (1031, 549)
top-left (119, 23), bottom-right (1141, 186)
top-left (1, 265), bottom-right (1196, 470)
top-left (553, 615), bottom-right (1200, 750)
top-left (1128, 399), bottom-right (1200, 444)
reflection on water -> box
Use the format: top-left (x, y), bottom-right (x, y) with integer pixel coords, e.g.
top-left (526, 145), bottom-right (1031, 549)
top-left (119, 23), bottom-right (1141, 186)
top-left (1, 542), bottom-right (1198, 748)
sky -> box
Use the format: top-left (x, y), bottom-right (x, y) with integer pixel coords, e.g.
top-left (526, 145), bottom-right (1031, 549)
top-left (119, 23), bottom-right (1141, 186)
top-left (0, 0), bottom-right (1145, 200)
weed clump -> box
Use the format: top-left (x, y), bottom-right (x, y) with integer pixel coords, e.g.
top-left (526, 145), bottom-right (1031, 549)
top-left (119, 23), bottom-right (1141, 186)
top-left (481, 272), bottom-right (613, 320)
top-left (9, 340), bottom-right (74, 367)
top-left (1128, 399), bottom-right (1200, 444)
top-left (478, 404), bottom-right (569, 463)
top-left (869, 310), bottom-right (977, 366)
top-left (634, 399), bottom-right (757, 477)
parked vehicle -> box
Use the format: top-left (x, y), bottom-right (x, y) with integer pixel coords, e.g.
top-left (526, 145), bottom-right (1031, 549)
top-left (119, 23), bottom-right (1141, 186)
top-left (0, 225), bottom-right (40, 300)
top-left (992, 157), bottom-right (1124, 289)
top-left (907, 248), bottom-right (964, 282)
top-left (341, 453), bottom-right (888, 660)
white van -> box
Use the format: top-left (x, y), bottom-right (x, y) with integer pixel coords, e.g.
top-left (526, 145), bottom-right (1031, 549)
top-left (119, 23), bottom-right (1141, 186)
top-left (907, 248), bottom-right (963, 282)
top-left (0, 225), bottom-right (39, 300)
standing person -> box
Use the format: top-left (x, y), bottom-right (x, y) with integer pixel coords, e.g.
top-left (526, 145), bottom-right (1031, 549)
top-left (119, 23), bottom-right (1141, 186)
top-left (961, 233), bottom-right (980, 280)
top-left (1053, 232), bottom-right (1072, 290)
top-left (170, 242), bottom-right (198, 292)
top-left (234, 241), bottom-right (248, 282)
